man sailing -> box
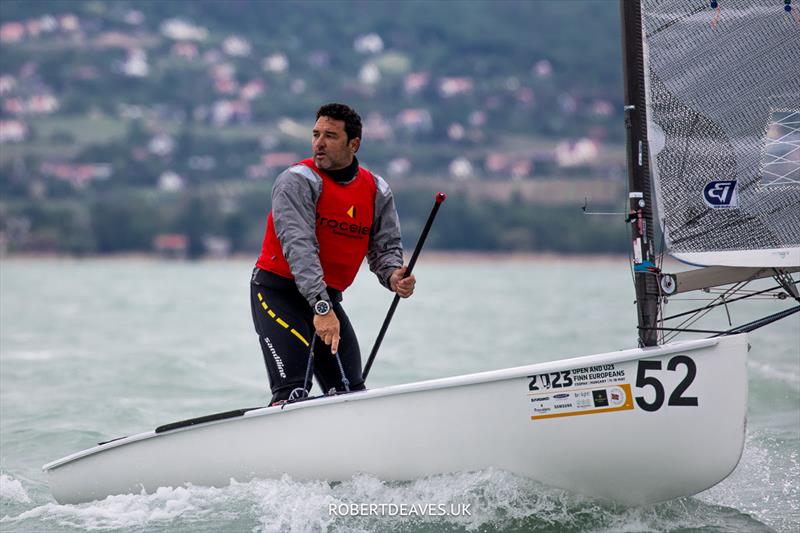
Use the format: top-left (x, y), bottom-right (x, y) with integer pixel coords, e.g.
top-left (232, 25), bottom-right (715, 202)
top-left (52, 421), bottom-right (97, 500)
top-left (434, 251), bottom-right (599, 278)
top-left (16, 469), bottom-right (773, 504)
top-left (250, 103), bottom-right (416, 404)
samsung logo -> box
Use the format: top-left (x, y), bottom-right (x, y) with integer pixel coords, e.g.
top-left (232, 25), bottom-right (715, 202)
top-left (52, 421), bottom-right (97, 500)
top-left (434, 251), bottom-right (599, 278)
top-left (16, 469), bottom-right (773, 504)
top-left (553, 393), bottom-right (570, 399)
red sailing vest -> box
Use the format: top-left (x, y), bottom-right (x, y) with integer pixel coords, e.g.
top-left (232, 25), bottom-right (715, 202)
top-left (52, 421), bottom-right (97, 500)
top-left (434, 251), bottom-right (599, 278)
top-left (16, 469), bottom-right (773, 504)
top-left (256, 158), bottom-right (377, 291)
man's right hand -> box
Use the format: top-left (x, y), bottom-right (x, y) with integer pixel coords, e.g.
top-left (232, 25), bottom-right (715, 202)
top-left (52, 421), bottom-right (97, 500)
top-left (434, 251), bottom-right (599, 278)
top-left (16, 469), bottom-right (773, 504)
top-left (313, 312), bottom-right (340, 354)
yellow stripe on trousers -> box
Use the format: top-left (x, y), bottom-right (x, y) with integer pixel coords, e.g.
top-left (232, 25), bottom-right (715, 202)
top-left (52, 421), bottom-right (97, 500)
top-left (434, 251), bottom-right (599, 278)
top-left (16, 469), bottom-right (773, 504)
top-left (257, 292), bottom-right (310, 347)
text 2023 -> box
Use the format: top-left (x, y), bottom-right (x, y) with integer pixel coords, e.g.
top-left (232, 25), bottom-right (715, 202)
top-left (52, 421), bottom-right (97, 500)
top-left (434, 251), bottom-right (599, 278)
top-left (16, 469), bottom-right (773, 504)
top-left (528, 371), bottom-right (573, 391)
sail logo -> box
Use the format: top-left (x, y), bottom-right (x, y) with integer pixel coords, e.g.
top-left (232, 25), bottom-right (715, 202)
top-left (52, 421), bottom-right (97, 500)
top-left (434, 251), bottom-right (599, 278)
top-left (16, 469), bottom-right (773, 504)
top-left (703, 180), bottom-right (738, 209)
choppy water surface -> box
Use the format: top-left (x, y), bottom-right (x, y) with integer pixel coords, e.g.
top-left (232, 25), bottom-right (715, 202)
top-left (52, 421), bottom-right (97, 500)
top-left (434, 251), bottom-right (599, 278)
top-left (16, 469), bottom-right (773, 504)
top-left (1, 258), bottom-right (798, 532)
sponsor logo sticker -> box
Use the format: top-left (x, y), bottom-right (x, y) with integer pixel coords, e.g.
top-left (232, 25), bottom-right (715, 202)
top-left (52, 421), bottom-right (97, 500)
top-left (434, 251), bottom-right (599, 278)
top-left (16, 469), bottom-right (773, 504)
top-left (703, 180), bottom-right (738, 209)
top-left (529, 384), bottom-right (634, 421)
top-left (608, 386), bottom-right (626, 407)
top-left (592, 389), bottom-right (609, 408)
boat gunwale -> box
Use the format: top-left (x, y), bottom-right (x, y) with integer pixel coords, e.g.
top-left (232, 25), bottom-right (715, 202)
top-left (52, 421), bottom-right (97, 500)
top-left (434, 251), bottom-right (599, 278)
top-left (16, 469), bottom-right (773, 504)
top-left (42, 336), bottom-right (722, 472)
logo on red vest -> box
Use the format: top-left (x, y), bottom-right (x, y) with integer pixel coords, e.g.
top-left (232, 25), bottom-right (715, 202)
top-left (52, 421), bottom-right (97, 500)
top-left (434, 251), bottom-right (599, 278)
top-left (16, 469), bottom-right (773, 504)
top-left (346, 205), bottom-right (356, 218)
top-left (317, 212), bottom-right (370, 239)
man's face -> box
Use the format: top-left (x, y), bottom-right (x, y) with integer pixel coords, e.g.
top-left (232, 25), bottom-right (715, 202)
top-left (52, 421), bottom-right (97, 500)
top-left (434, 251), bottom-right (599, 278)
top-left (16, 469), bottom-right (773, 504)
top-left (312, 116), bottom-right (360, 171)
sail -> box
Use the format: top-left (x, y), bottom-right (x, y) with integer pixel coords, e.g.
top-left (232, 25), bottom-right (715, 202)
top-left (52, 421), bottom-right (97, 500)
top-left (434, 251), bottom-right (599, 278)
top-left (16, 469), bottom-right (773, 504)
top-left (640, 0), bottom-right (800, 267)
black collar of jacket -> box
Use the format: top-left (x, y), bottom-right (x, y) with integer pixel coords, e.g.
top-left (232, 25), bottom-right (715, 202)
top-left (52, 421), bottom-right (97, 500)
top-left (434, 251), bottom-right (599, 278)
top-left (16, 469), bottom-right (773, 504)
top-left (325, 156), bottom-right (359, 184)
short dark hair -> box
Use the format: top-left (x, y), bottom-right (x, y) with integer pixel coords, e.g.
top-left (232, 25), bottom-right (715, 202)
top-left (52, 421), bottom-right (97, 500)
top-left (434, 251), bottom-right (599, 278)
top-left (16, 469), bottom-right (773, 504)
top-left (316, 103), bottom-right (362, 141)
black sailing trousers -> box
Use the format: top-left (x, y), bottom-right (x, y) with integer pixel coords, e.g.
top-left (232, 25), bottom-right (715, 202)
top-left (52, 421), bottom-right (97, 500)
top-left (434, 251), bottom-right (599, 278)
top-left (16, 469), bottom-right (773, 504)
top-left (250, 269), bottom-right (365, 404)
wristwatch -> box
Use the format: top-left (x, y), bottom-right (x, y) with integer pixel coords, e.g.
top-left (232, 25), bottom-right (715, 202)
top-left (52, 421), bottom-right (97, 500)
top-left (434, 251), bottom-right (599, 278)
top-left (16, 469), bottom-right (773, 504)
top-left (313, 298), bottom-right (331, 316)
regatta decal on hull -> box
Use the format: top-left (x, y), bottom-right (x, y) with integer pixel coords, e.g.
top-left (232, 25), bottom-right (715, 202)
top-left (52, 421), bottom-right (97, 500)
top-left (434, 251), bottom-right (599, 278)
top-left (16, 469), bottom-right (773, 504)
top-left (527, 363), bottom-right (634, 421)
top-left (525, 356), bottom-right (701, 420)
top-left (529, 384), bottom-right (634, 420)
top-left (527, 363), bottom-right (626, 391)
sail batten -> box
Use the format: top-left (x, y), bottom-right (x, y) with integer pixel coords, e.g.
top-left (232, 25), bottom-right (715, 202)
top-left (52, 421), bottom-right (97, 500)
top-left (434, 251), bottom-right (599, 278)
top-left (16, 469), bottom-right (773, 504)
top-left (640, 0), bottom-right (800, 267)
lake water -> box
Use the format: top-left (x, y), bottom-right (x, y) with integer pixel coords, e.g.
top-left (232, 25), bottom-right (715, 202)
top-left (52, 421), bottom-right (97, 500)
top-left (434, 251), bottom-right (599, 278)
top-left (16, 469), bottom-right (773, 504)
top-left (1, 257), bottom-right (798, 532)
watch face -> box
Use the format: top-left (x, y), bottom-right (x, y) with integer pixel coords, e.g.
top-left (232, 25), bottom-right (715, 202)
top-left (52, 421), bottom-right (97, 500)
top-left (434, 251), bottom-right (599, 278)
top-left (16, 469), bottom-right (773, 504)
top-left (314, 300), bottom-right (331, 315)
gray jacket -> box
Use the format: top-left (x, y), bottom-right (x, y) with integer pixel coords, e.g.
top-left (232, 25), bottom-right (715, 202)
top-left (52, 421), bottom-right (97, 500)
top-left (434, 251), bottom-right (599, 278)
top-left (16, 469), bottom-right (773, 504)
top-left (271, 163), bottom-right (404, 307)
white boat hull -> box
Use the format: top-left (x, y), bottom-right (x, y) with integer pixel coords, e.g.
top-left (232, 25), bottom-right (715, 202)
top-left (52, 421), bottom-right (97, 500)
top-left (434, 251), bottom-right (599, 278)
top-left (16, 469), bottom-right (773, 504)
top-left (44, 334), bottom-right (748, 505)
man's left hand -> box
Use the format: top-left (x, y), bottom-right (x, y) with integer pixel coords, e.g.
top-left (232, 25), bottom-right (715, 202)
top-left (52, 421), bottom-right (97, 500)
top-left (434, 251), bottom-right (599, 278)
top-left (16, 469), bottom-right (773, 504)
top-left (389, 266), bottom-right (416, 298)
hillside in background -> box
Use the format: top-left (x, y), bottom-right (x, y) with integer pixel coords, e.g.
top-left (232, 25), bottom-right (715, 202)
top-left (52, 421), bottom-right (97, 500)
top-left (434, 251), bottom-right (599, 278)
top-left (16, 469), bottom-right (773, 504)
top-left (0, 0), bottom-right (630, 256)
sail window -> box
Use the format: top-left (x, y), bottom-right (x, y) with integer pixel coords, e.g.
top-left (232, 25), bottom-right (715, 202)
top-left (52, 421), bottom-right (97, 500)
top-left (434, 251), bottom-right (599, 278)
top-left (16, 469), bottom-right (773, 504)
top-left (762, 110), bottom-right (800, 186)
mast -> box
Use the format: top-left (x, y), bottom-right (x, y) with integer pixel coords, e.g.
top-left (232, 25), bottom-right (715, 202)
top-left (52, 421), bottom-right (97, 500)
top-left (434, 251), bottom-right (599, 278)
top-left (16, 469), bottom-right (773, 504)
top-left (620, 0), bottom-right (659, 347)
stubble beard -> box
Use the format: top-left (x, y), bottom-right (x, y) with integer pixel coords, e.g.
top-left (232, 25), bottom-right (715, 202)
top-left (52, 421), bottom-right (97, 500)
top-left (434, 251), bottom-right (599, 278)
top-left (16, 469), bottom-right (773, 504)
top-left (316, 153), bottom-right (350, 171)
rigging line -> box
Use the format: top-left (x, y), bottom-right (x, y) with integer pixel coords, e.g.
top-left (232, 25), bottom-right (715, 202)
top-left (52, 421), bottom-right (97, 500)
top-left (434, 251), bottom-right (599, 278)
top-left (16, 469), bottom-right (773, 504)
top-left (707, 288), bottom-right (788, 298)
top-left (663, 280), bottom-right (749, 343)
top-left (773, 269), bottom-right (800, 302)
top-left (671, 280), bottom-right (747, 332)
top-left (639, 326), bottom-right (726, 335)
top-left (656, 218), bottom-right (666, 271)
top-left (704, 287), bottom-right (787, 294)
top-left (626, 198), bottom-right (637, 294)
top-left (713, 304), bottom-right (800, 336)
top-left (703, 291), bottom-right (790, 298)
top-left (659, 288), bottom-right (665, 344)
top-left (664, 284), bottom-right (739, 342)
top-left (656, 216), bottom-right (667, 343)
top-left (663, 282), bottom-right (798, 321)
top-left (666, 296), bottom-right (785, 301)
top-left (581, 198), bottom-right (628, 216)
top-left (722, 291), bottom-right (733, 327)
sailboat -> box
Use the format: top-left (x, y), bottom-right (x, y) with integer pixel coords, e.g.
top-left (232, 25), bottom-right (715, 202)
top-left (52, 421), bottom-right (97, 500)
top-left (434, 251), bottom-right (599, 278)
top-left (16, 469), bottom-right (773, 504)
top-left (43, 0), bottom-right (798, 506)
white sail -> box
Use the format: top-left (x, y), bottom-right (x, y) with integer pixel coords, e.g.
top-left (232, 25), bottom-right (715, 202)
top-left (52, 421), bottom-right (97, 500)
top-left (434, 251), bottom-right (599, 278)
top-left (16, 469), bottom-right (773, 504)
top-left (641, 1), bottom-right (800, 267)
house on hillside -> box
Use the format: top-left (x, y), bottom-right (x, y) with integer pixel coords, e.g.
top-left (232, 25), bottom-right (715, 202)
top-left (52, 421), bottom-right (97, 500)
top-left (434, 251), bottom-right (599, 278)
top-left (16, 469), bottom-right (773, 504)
top-left (353, 33), bottom-right (383, 54)
top-left (404, 72), bottom-right (429, 96)
top-left (364, 112), bottom-right (393, 142)
top-left (40, 162), bottom-right (112, 187)
top-left (438, 77), bottom-right (473, 98)
top-left (263, 52), bottom-right (289, 73)
top-left (223, 35), bottom-right (251, 57)
top-left (0, 22), bottom-right (26, 43)
top-left (0, 120), bottom-right (28, 143)
top-left (554, 138), bottom-right (600, 168)
top-left (240, 79), bottom-right (266, 101)
top-left (59, 14), bottom-right (80, 32)
top-left (153, 234), bottom-right (188, 259)
top-left (120, 49), bottom-right (149, 78)
top-left (248, 152), bottom-right (299, 179)
top-left (0, 75), bottom-right (16, 95)
top-left (485, 153), bottom-right (534, 180)
top-left (210, 100), bottom-right (250, 126)
top-left (171, 42), bottom-right (199, 60)
top-left (161, 19), bottom-right (208, 41)
top-left (158, 171), bottom-right (184, 192)
top-left (396, 109), bottom-right (432, 134)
